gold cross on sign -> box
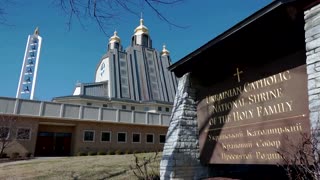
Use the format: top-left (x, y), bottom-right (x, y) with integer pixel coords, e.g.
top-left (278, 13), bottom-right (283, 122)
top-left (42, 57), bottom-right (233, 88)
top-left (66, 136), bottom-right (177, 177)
top-left (233, 68), bottom-right (243, 83)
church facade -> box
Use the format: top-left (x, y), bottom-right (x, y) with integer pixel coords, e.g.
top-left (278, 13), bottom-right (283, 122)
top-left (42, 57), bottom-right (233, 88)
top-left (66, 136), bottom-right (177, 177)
top-left (0, 19), bottom-right (176, 157)
top-left (53, 18), bottom-right (177, 113)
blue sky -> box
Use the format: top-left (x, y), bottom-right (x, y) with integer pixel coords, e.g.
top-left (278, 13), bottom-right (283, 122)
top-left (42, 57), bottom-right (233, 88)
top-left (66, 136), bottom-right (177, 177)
top-left (0, 0), bottom-right (272, 101)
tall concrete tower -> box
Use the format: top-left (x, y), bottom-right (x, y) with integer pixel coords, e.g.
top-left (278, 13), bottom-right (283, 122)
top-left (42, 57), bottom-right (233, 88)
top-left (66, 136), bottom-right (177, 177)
top-left (16, 27), bottom-right (42, 100)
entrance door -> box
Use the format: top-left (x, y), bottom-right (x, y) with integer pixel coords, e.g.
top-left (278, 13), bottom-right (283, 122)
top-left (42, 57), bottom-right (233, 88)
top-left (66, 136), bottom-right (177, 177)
top-left (55, 133), bottom-right (72, 156)
top-left (35, 132), bottom-right (55, 156)
top-left (35, 132), bottom-right (72, 156)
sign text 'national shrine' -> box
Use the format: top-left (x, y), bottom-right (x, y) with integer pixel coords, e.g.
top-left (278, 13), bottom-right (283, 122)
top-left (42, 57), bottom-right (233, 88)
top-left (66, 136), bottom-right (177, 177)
top-left (197, 65), bottom-right (310, 164)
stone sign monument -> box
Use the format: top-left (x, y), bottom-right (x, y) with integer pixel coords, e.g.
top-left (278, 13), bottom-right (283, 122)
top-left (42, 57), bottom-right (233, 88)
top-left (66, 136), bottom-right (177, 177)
top-left (197, 64), bottom-right (310, 164)
top-left (160, 0), bottom-right (320, 179)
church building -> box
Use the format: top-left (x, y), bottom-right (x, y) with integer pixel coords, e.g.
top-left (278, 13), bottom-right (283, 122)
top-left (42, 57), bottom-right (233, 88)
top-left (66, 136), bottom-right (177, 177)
top-left (53, 18), bottom-right (177, 113)
top-left (0, 18), bottom-right (176, 157)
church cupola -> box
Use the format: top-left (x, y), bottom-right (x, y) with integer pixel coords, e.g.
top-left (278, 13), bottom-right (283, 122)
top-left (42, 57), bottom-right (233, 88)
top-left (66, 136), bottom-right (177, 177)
top-left (161, 45), bottom-right (170, 56)
top-left (108, 31), bottom-right (121, 50)
top-left (132, 18), bottom-right (152, 48)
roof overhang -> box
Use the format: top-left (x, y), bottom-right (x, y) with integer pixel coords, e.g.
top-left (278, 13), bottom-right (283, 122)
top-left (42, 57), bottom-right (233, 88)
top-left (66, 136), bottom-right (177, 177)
top-left (169, 0), bottom-right (318, 78)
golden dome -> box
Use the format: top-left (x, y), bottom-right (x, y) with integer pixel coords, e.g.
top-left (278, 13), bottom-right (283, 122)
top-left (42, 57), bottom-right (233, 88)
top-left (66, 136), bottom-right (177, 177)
top-left (109, 31), bottom-right (121, 43)
top-left (161, 45), bottom-right (170, 56)
top-left (134, 18), bottom-right (149, 36)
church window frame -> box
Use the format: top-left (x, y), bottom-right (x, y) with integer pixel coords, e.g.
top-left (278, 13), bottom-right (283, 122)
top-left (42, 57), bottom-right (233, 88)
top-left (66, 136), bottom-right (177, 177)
top-left (159, 134), bottom-right (166, 144)
top-left (101, 131), bottom-right (111, 142)
top-left (146, 133), bottom-right (154, 144)
top-left (132, 132), bottom-right (141, 143)
top-left (114, 42), bottom-right (119, 49)
top-left (117, 132), bottom-right (127, 143)
top-left (83, 130), bottom-right (95, 142)
top-left (0, 127), bottom-right (9, 139)
top-left (16, 128), bottom-right (31, 140)
top-left (142, 34), bottom-right (149, 47)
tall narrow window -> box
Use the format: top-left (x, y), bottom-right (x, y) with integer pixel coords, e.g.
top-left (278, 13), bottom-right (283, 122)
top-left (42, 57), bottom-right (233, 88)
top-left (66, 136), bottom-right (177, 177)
top-left (142, 34), bottom-right (148, 46)
top-left (114, 42), bottom-right (119, 49)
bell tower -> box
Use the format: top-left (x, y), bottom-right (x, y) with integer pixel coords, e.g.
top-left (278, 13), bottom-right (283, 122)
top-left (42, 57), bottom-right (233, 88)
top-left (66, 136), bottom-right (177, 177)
top-left (16, 27), bottom-right (42, 100)
top-left (132, 18), bottom-right (152, 48)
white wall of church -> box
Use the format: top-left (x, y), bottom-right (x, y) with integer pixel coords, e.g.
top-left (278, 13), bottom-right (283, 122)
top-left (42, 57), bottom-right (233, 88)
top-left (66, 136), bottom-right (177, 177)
top-left (95, 57), bottom-right (110, 83)
top-left (73, 87), bottom-right (81, 95)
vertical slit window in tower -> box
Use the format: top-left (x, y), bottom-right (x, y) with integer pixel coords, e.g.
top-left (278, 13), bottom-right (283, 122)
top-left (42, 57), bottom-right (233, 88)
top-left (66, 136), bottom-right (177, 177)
top-left (31, 45), bottom-right (36, 50)
top-left (25, 76), bottom-right (31, 82)
top-left (24, 85), bottom-right (30, 92)
top-left (27, 68), bottom-right (33, 73)
top-left (28, 60), bottom-right (33, 65)
top-left (32, 38), bottom-right (38, 44)
top-left (130, 54), bottom-right (136, 100)
top-left (133, 51), bottom-right (141, 100)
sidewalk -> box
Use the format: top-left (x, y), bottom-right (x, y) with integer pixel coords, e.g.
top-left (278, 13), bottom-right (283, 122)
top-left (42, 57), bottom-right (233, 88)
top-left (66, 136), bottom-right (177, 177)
top-left (0, 156), bottom-right (66, 167)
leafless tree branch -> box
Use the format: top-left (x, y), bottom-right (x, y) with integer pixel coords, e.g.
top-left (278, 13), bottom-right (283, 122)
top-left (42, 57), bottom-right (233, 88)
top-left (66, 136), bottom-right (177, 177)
top-left (144, 0), bottom-right (185, 28)
top-left (52, 0), bottom-right (185, 35)
top-left (0, 115), bottom-right (17, 157)
top-left (277, 126), bottom-right (320, 180)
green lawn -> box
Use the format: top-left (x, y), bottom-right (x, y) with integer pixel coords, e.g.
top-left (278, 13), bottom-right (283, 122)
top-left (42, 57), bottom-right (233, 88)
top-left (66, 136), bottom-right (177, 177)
top-left (0, 153), bottom-right (161, 180)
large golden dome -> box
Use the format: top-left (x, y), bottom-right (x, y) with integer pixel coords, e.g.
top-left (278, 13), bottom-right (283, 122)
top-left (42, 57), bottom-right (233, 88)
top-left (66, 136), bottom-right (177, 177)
top-left (134, 18), bottom-right (149, 36)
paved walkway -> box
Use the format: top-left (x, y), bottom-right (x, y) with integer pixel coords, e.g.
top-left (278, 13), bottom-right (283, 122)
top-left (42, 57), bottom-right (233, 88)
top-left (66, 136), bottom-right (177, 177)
top-left (0, 157), bottom-right (65, 167)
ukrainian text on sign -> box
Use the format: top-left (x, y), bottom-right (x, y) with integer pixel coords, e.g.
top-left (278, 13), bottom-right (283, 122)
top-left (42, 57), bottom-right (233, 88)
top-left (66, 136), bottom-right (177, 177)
top-left (197, 65), bottom-right (310, 164)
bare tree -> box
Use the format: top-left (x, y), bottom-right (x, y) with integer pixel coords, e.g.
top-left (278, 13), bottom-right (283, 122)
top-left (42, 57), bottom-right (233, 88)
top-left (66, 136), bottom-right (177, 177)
top-left (0, 0), bottom-right (185, 34)
top-left (277, 126), bottom-right (320, 180)
top-left (0, 115), bottom-right (17, 158)
top-left (52, 0), bottom-right (185, 34)
top-left (130, 151), bottom-right (161, 179)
